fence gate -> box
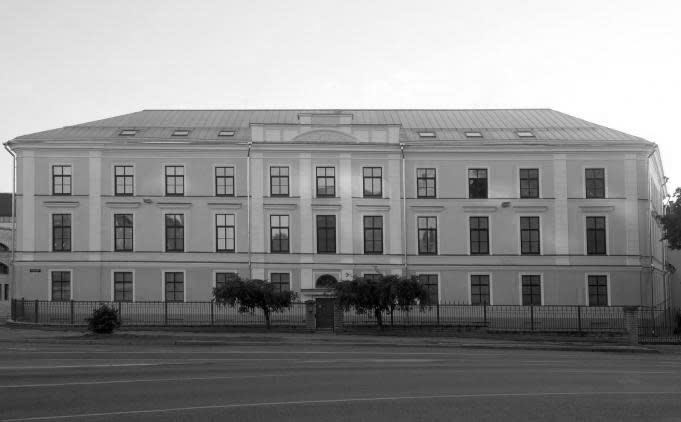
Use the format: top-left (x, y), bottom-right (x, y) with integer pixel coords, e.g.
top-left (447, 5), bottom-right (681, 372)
top-left (315, 298), bottom-right (335, 329)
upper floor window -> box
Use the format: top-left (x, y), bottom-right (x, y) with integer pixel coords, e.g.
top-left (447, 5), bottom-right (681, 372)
top-left (114, 214), bottom-right (133, 252)
top-left (165, 166), bottom-right (184, 196)
top-left (418, 274), bottom-right (439, 304)
top-left (270, 167), bottom-right (289, 197)
top-left (52, 214), bottom-right (71, 252)
top-left (470, 274), bottom-right (490, 305)
top-left (114, 165), bottom-right (134, 196)
top-left (51, 271), bottom-right (71, 302)
top-left (316, 167), bottom-right (336, 197)
top-left (586, 216), bottom-right (606, 255)
top-left (52, 165), bottom-right (72, 196)
top-left (316, 215), bottom-right (336, 254)
top-left (585, 168), bottom-right (605, 198)
top-left (215, 167), bottom-right (234, 197)
top-left (363, 215), bottom-right (383, 255)
top-left (215, 272), bottom-right (237, 290)
top-left (165, 214), bottom-right (184, 252)
top-left (416, 168), bottom-right (436, 198)
top-left (363, 167), bottom-right (382, 198)
top-left (113, 271), bottom-right (133, 302)
top-left (216, 214), bottom-right (235, 252)
top-left (520, 216), bottom-right (540, 255)
top-left (468, 168), bottom-right (488, 199)
top-left (119, 129), bottom-right (138, 137)
top-left (469, 216), bottom-right (489, 255)
top-left (270, 273), bottom-right (290, 293)
top-left (519, 168), bottom-right (539, 198)
top-left (270, 215), bottom-right (290, 253)
top-left (588, 275), bottom-right (609, 306)
top-left (417, 216), bottom-right (437, 255)
top-left (521, 275), bottom-right (542, 305)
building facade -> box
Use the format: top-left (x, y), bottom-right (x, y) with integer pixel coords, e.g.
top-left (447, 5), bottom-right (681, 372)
top-left (0, 193), bottom-right (12, 318)
top-left (3, 109), bottom-right (670, 307)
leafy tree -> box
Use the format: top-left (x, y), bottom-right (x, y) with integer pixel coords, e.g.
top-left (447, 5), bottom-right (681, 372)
top-left (213, 277), bottom-right (298, 329)
top-left (660, 187), bottom-right (681, 250)
top-left (87, 304), bottom-right (121, 334)
top-left (334, 274), bottom-right (430, 329)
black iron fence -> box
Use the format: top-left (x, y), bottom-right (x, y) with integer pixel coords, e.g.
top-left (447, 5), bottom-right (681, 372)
top-left (639, 305), bottom-right (681, 344)
top-left (10, 299), bottom-right (307, 328)
top-left (343, 304), bottom-right (626, 333)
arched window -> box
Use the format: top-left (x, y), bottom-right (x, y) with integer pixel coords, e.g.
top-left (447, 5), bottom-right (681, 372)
top-left (0, 263), bottom-right (8, 274)
top-left (0, 243), bottom-right (8, 252)
top-left (315, 274), bottom-right (338, 288)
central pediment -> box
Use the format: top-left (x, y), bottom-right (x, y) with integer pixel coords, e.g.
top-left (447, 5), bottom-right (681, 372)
top-left (291, 129), bottom-right (359, 143)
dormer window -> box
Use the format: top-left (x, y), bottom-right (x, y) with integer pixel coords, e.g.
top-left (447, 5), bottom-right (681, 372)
top-left (218, 130), bottom-right (236, 137)
top-left (516, 131), bottom-right (535, 138)
top-left (172, 130), bottom-right (190, 137)
top-left (119, 130), bottom-right (138, 136)
top-left (418, 131), bottom-right (436, 138)
top-left (465, 131), bottom-right (483, 138)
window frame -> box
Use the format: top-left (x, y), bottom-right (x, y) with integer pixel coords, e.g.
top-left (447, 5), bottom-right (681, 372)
top-left (269, 165), bottom-right (290, 197)
top-left (519, 215), bottom-right (541, 255)
top-left (269, 271), bottom-right (292, 293)
top-left (215, 213), bottom-right (236, 253)
top-left (113, 213), bottom-right (134, 252)
top-left (214, 271), bottom-right (238, 290)
top-left (518, 167), bottom-right (540, 199)
top-left (49, 269), bottom-right (73, 302)
top-left (113, 164), bottom-right (135, 196)
top-left (469, 273), bottom-right (492, 305)
top-left (162, 270), bottom-right (186, 303)
top-left (469, 216), bottom-right (490, 255)
top-left (362, 167), bottom-right (383, 198)
top-left (164, 164), bottom-right (185, 196)
top-left (51, 164), bottom-right (73, 196)
top-left (315, 214), bottom-right (337, 254)
top-left (467, 167), bottom-right (489, 199)
top-left (584, 167), bottom-right (607, 199)
top-left (416, 215), bottom-right (438, 255)
top-left (164, 213), bottom-right (185, 252)
top-left (214, 165), bottom-right (235, 197)
top-left (51, 213), bottom-right (72, 252)
top-left (315, 166), bottom-right (336, 198)
top-left (270, 214), bottom-right (290, 253)
top-left (585, 273), bottom-right (610, 306)
top-left (585, 215), bottom-right (608, 255)
top-left (111, 270), bottom-right (135, 302)
top-left (519, 273), bottom-right (544, 306)
top-left (416, 168), bottom-right (437, 198)
top-left (416, 273), bottom-right (440, 304)
top-left (363, 215), bottom-right (384, 255)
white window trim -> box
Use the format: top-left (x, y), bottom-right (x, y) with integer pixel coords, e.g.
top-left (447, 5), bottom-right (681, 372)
top-left (267, 270), bottom-right (293, 290)
top-left (582, 214), bottom-right (609, 256)
top-left (49, 162), bottom-right (74, 196)
top-left (584, 272), bottom-right (611, 306)
top-left (359, 212), bottom-right (385, 255)
top-left (111, 162), bottom-right (136, 196)
top-left (48, 269), bottom-right (73, 301)
top-left (468, 272), bottom-right (493, 305)
top-left (414, 166), bottom-right (439, 199)
top-left (111, 269), bottom-right (136, 302)
top-left (518, 272), bottom-right (544, 306)
top-left (414, 214), bottom-right (440, 256)
top-left (312, 211), bottom-right (340, 254)
top-left (517, 214), bottom-right (543, 256)
top-left (212, 211), bottom-right (237, 253)
top-left (161, 269), bottom-right (187, 302)
top-left (465, 165), bottom-right (491, 199)
top-left (267, 212), bottom-right (291, 254)
top-left (111, 209), bottom-right (136, 252)
top-left (48, 211), bottom-right (74, 252)
top-left (212, 164), bottom-right (237, 197)
top-left (582, 165), bottom-right (609, 199)
top-left (414, 271), bottom-right (441, 304)
top-left (313, 163), bottom-right (338, 199)
top-left (361, 165), bottom-right (385, 198)
top-left (517, 166), bottom-right (542, 199)
top-left (267, 163), bottom-right (292, 197)
top-left (162, 212), bottom-right (187, 253)
top-left (466, 214), bottom-right (493, 256)
top-left (162, 163), bottom-right (187, 196)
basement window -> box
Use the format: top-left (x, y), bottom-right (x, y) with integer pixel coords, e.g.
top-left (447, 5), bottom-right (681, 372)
top-left (172, 130), bottom-right (191, 137)
top-left (465, 131), bottom-right (483, 138)
top-left (418, 131), bottom-right (436, 138)
top-left (119, 130), bottom-right (138, 136)
top-left (516, 131), bottom-right (535, 138)
top-left (218, 130), bottom-right (236, 137)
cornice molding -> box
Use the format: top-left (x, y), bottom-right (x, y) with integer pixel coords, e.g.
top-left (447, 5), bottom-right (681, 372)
top-left (105, 201), bottom-right (142, 209)
top-left (512, 205), bottom-right (549, 213)
top-left (579, 205), bottom-right (615, 213)
top-left (462, 205), bottom-right (498, 213)
top-left (43, 200), bottom-right (79, 208)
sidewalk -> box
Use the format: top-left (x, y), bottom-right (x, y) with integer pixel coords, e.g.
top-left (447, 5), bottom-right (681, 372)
top-left (0, 324), bottom-right (664, 354)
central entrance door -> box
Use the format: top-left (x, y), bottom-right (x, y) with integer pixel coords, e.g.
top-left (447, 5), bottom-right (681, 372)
top-left (315, 298), bottom-right (335, 329)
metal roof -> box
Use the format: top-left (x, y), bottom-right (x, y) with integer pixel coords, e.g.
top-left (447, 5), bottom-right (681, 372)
top-left (9, 109), bottom-right (648, 144)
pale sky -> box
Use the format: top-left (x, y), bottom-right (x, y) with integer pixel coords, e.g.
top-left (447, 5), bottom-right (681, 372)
top-left (1, 0), bottom-right (680, 194)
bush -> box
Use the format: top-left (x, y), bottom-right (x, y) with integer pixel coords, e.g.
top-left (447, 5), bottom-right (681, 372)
top-left (87, 304), bottom-right (121, 334)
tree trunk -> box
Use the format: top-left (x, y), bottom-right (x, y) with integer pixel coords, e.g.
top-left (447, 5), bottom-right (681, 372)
top-left (264, 308), bottom-right (271, 329)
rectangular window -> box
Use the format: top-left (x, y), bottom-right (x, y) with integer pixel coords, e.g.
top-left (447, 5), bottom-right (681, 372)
top-left (52, 165), bottom-right (72, 196)
top-left (470, 275), bottom-right (490, 305)
top-left (215, 272), bottom-right (237, 290)
top-left (418, 274), bottom-right (439, 304)
top-left (164, 272), bottom-right (184, 302)
top-left (363, 167), bottom-right (382, 198)
top-left (216, 214), bottom-right (235, 252)
top-left (270, 166), bottom-right (289, 197)
top-left (316, 167), bottom-right (336, 197)
top-left (114, 214), bottom-right (133, 252)
top-left (521, 275), bottom-right (542, 306)
top-left (469, 216), bottom-right (489, 255)
top-left (417, 216), bottom-right (438, 255)
top-left (270, 273), bottom-right (290, 293)
top-left (519, 168), bottom-right (539, 198)
top-left (364, 273), bottom-right (382, 282)
top-left (113, 271), bottom-right (133, 302)
top-left (585, 168), bottom-right (605, 198)
top-left (51, 271), bottom-right (71, 301)
top-left (416, 168), bottom-right (436, 198)
top-left (363, 216), bottom-right (383, 254)
top-left (588, 275), bottom-right (609, 306)
top-left (165, 166), bottom-right (184, 196)
top-left (520, 216), bottom-right (540, 255)
top-left (270, 215), bottom-right (290, 253)
top-left (114, 165), bottom-right (134, 196)
top-left (468, 168), bottom-right (488, 199)
top-left (165, 214), bottom-right (184, 252)
top-left (215, 166), bottom-right (234, 196)
top-left (52, 214), bottom-right (71, 252)
top-left (316, 215), bottom-right (336, 254)
top-left (586, 216), bottom-right (607, 255)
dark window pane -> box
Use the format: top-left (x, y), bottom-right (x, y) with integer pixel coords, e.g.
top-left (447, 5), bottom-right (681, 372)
top-left (363, 216), bottom-right (383, 254)
top-left (468, 168), bottom-right (488, 198)
top-left (585, 168), bottom-right (605, 198)
top-left (521, 275), bottom-right (542, 305)
top-left (520, 216), bottom-right (540, 255)
top-left (471, 274), bottom-right (490, 305)
top-left (519, 168), bottom-right (539, 198)
top-left (416, 168), bottom-right (436, 198)
top-left (470, 216), bottom-right (489, 255)
top-left (316, 215), bottom-right (336, 253)
top-left (417, 216), bottom-right (437, 254)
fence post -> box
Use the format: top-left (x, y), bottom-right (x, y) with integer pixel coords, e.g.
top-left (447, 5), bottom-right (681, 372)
top-left (530, 305), bottom-right (534, 331)
top-left (436, 302), bottom-right (440, 326)
top-left (210, 300), bottom-right (214, 326)
top-left (164, 301), bottom-right (168, 326)
top-left (34, 299), bottom-right (39, 323)
top-left (484, 303), bottom-right (488, 326)
top-left (577, 305), bottom-right (582, 333)
top-left (623, 306), bottom-right (640, 345)
top-left (70, 300), bottom-right (74, 325)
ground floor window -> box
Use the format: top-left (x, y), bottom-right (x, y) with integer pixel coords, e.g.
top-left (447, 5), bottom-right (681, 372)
top-left (164, 272), bottom-right (184, 302)
top-left (588, 275), bottom-right (609, 306)
top-left (418, 274), bottom-right (439, 304)
top-left (51, 271), bottom-right (71, 301)
top-left (270, 273), bottom-right (290, 292)
top-left (113, 271), bottom-right (133, 302)
top-left (470, 274), bottom-right (490, 305)
top-left (521, 274), bottom-right (542, 306)
top-left (215, 272), bottom-right (237, 290)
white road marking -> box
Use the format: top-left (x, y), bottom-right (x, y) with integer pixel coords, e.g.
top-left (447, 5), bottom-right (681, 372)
top-left (2, 391), bottom-right (680, 421)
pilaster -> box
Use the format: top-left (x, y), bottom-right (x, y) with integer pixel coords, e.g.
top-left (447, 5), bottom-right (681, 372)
top-left (553, 154), bottom-right (569, 264)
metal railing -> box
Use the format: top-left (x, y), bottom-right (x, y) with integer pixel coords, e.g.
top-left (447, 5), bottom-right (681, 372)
top-left (10, 299), bottom-right (307, 328)
top-left (639, 305), bottom-right (681, 343)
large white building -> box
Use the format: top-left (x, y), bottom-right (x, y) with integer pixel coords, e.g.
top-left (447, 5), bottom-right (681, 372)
top-left (2, 109), bottom-right (671, 307)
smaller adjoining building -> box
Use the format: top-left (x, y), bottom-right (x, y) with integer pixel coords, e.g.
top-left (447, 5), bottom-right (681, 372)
top-left (0, 193), bottom-right (12, 319)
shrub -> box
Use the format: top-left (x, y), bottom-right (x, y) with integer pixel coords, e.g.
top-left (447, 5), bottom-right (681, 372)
top-left (87, 304), bottom-right (121, 334)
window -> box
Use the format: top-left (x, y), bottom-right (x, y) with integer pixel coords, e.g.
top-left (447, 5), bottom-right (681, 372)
top-left (470, 275), bottom-right (490, 305)
top-left (0, 263), bottom-right (7, 275)
top-left (270, 273), bottom-right (290, 293)
top-left (114, 214), bottom-right (133, 252)
top-left (519, 168), bottom-right (539, 198)
top-left (469, 216), bottom-right (489, 255)
top-left (172, 130), bottom-right (190, 137)
top-left (52, 165), bottom-right (72, 195)
top-left (52, 214), bottom-right (71, 252)
top-left (270, 215), bottom-right (289, 253)
top-left (114, 165), bottom-right (134, 196)
top-left (363, 216), bottom-right (383, 254)
top-left (165, 166), bottom-right (184, 196)
top-left (585, 168), bottom-right (605, 198)
top-left (516, 131), bottom-right (535, 138)
top-left (465, 131), bottom-right (483, 138)
top-left (113, 271), bottom-right (133, 302)
top-left (270, 167), bottom-right (289, 197)
top-left (588, 275), bottom-right (609, 306)
top-left (363, 167), bottom-right (382, 198)
top-left (316, 215), bottom-right (336, 254)
top-left (418, 274), bottom-right (439, 304)
top-left (316, 167), bottom-right (335, 197)
top-left (417, 216), bottom-right (437, 255)
top-left (364, 273), bottom-right (382, 282)
top-left (218, 130), bottom-right (235, 137)
top-left (416, 168), bottom-right (436, 198)
top-left (521, 275), bottom-right (542, 305)
top-left (164, 272), bottom-right (184, 302)
top-left (468, 169), bottom-right (488, 199)
top-left (586, 216), bottom-right (606, 255)
top-left (215, 167), bottom-right (234, 196)
top-left (418, 131), bottom-right (436, 138)
top-left (119, 129), bottom-right (137, 136)
top-left (520, 216), bottom-right (540, 255)
top-left (165, 214), bottom-right (184, 252)
top-left (216, 214), bottom-right (235, 252)
top-left (215, 272), bottom-right (237, 289)
top-left (51, 271), bottom-right (71, 301)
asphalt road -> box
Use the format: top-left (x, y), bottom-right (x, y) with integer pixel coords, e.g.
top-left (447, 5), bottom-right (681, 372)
top-left (0, 340), bottom-right (680, 421)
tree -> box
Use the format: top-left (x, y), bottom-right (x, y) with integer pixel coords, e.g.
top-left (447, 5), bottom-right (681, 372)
top-left (334, 274), bottom-right (430, 329)
top-left (87, 304), bottom-right (121, 334)
top-left (213, 277), bottom-right (298, 329)
top-left (660, 187), bottom-right (681, 250)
